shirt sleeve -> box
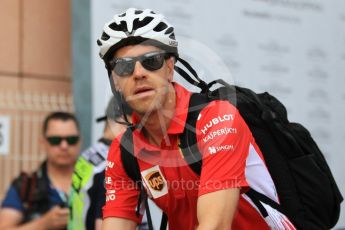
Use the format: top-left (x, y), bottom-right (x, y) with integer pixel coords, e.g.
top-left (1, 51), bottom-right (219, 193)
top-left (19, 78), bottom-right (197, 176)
top-left (102, 137), bottom-right (142, 223)
top-left (196, 100), bottom-right (250, 196)
top-left (1, 185), bottom-right (24, 211)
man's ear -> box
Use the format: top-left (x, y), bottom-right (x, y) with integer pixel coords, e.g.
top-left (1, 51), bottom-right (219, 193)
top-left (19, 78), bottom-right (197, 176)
top-left (41, 135), bottom-right (49, 150)
top-left (78, 136), bottom-right (83, 147)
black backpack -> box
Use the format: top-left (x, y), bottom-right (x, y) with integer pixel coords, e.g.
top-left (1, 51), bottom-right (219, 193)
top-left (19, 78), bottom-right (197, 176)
top-left (119, 59), bottom-right (343, 230)
top-left (12, 161), bottom-right (67, 223)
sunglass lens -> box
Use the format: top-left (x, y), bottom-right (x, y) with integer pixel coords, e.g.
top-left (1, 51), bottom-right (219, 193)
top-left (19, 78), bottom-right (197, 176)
top-left (66, 136), bottom-right (79, 145)
top-left (142, 53), bottom-right (165, 71)
top-left (47, 137), bottom-right (62, 146)
top-left (112, 52), bottom-right (167, 77)
top-left (114, 59), bottom-right (135, 77)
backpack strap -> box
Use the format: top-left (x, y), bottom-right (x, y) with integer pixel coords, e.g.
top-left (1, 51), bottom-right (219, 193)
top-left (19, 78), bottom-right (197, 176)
top-left (120, 129), bottom-right (141, 183)
top-left (120, 128), bottom-right (143, 216)
top-left (120, 128), bottom-right (155, 230)
top-left (160, 213), bottom-right (168, 230)
top-left (11, 161), bottom-right (50, 223)
top-left (27, 173), bottom-right (37, 207)
top-left (13, 162), bottom-right (49, 208)
top-left (174, 57), bottom-right (209, 93)
top-left (246, 188), bottom-right (285, 215)
top-left (179, 93), bottom-right (210, 175)
top-left (120, 128), bottom-right (178, 230)
top-left (17, 172), bottom-right (30, 204)
top-left (28, 161), bottom-right (50, 211)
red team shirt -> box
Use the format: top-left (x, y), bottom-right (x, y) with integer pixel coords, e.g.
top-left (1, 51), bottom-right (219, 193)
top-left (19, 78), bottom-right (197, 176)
top-left (103, 83), bottom-right (296, 230)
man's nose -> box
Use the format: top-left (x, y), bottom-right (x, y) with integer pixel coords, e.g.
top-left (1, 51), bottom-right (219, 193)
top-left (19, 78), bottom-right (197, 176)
top-left (132, 61), bottom-right (146, 79)
top-left (59, 139), bottom-right (69, 148)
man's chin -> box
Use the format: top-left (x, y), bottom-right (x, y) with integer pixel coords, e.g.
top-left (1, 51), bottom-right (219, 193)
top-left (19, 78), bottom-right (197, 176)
top-left (134, 105), bottom-right (161, 118)
top-left (52, 160), bottom-right (76, 168)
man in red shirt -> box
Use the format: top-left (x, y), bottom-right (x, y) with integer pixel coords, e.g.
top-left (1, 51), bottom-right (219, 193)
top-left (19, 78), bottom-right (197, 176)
top-left (97, 8), bottom-right (296, 230)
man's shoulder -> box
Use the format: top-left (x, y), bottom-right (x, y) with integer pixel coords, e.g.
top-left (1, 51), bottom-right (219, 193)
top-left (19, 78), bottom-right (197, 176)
top-left (109, 133), bottom-right (123, 152)
top-left (197, 99), bottom-right (238, 121)
top-left (195, 98), bottom-right (250, 140)
top-left (10, 170), bottom-right (44, 193)
top-left (80, 141), bottom-right (110, 166)
top-left (1, 185), bottom-right (22, 209)
top-left (2, 169), bottom-right (48, 212)
top-left (105, 136), bottom-right (126, 170)
top-left (204, 99), bottom-right (236, 109)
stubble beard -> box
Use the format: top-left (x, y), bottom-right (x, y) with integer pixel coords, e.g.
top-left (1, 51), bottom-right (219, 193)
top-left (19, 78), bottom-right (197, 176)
top-left (130, 84), bottom-right (169, 114)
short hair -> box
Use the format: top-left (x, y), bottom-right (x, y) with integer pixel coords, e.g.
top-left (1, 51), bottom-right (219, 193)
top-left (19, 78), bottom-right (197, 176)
top-left (43, 112), bottom-right (80, 135)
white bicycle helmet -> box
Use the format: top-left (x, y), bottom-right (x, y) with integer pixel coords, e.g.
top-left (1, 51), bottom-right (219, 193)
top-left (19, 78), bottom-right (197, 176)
top-left (97, 8), bottom-right (178, 60)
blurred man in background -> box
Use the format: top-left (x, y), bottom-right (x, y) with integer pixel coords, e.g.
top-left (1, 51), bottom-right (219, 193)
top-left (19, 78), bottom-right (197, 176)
top-left (69, 95), bottom-right (146, 230)
top-left (0, 112), bottom-right (81, 230)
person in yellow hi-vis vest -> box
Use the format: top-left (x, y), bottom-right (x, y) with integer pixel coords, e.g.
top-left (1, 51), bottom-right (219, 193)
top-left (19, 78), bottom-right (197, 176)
top-left (69, 96), bottom-right (149, 230)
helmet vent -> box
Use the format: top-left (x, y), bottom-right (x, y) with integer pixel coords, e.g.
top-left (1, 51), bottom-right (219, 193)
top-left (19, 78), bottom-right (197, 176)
top-left (98, 9), bottom-right (179, 59)
top-left (132, 17), bottom-right (154, 31)
top-left (153, 22), bottom-right (168, 32)
top-left (165, 27), bottom-right (174, 35)
top-left (101, 32), bottom-right (110, 40)
top-left (169, 33), bottom-right (175, 39)
top-left (109, 21), bottom-right (128, 32)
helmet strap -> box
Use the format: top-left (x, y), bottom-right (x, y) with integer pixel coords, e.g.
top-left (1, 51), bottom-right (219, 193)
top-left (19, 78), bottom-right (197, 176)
top-left (174, 57), bottom-right (208, 93)
top-left (108, 74), bottom-right (137, 129)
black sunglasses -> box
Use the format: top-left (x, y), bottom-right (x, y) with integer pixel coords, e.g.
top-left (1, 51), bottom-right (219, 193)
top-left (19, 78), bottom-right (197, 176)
top-left (46, 136), bottom-right (80, 146)
top-left (110, 51), bottom-right (171, 77)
